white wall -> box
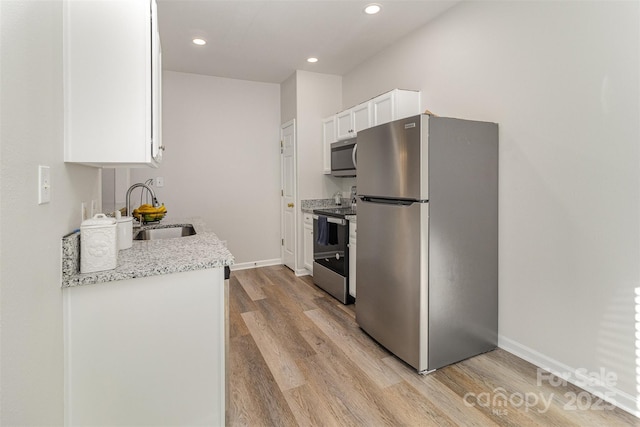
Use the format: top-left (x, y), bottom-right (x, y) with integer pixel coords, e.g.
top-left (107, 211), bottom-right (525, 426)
top-left (295, 71), bottom-right (343, 201)
top-left (130, 71), bottom-right (281, 267)
top-left (295, 71), bottom-right (342, 272)
top-left (0, 1), bottom-right (101, 424)
top-left (280, 72), bottom-right (297, 124)
top-left (343, 0), bottom-right (640, 411)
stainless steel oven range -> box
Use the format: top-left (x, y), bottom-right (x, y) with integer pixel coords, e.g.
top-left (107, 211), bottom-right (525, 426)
top-left (312, 207), bottom-right (356, 304)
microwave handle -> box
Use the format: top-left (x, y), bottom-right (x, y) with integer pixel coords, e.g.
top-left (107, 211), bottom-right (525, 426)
top-left (352, 143), bottom-right (357, 168)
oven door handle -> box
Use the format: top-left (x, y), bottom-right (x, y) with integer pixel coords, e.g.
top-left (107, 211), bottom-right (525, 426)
top-left (312, 215), bottom-right (347, 226)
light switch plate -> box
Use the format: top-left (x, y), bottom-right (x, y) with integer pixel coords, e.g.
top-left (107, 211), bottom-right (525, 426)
top-left (38, 165), bottom-right (51, 204)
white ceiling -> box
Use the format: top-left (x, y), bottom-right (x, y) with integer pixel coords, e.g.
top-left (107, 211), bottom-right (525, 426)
top-left (156, 0), bottom-right (461, 83)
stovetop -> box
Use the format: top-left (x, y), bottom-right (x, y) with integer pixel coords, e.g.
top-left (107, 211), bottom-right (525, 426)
top-left (313, 206), bottom-right (357, 218)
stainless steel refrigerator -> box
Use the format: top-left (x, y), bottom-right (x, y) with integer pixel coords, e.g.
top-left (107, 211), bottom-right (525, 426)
top-left (356, 114), bottom-right (498, 373)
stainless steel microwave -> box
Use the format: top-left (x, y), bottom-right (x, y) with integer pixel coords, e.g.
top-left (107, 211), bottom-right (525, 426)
top-left (331, 138), bottom-right (357, 177)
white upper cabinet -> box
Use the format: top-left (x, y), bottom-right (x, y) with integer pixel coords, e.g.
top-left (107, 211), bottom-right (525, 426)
top-left (372, 89), bottom-right (421, 126)
top-left (63, 0), bottom-right (163, 167)
top-left (322, 116), bottom-right (336, 174)
top-left (332, 89), bottom-right (420, 143)
top-left (336, 102), bottom-right (372, 140)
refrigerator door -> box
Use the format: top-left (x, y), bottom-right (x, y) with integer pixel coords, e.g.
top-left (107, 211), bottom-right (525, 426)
top-left (427, 116), bottom-right (499, 369)
top-left (355, 199), bottom-right (429, 372)
top-left (356, 114), bottom-right (428, 201)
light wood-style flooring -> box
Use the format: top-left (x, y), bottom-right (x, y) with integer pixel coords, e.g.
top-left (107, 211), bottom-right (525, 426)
top-left (228, 265), bottom-right (638, 426)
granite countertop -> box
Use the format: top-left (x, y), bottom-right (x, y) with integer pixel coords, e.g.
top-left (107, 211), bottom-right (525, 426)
top-left (62, 217), bottom-right (234, 288)
top-left (301, 198), bottom-right (357, 222)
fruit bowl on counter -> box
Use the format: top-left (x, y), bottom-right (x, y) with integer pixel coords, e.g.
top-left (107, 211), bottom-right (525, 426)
top-left (132, 203), bottom-right (167, 224)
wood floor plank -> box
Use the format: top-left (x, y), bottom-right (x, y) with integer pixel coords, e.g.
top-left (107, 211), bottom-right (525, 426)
top-left (300, 325), bottom-right (452, 426)
top-left (228, 274), bottom-right (258, 314)
top-left (295, 353), bottom-right (394, 426)
top-left (232, 268), bottom-right (272, 301)
top-left (261, 266), bottom-right (323, 310)
top-left (228, 275), bottom-right (253, 338)
top-left (283, 383), bottom-right (345, 427)
top-left (384, 355), bottom-right (500, 426)
top-left (432, 362), bottom-right (546, 427)
top-left (312, 296), bottom-right (393, 361)
top-left (305, 308), bottom-right (402, 389)
top-left (241, 310), bottom-right (307, 391)
top-left (228, 334), bottom-right (298, 427)
top-left (253, 295), bottom-right (317, 360)
top-left (260, 283), bottom-right (317, 332)
top-left (381, 381), bottom-right (460, 427)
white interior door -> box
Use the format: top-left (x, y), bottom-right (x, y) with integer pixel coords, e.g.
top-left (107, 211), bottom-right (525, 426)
top-left (280, 120), bottom-right (296, 270)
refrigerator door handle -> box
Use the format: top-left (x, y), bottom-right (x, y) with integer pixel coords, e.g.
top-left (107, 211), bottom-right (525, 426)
top-left (359, 196), bottom-right (426, 206)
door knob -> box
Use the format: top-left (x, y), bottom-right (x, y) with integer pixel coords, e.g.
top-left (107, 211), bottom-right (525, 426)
top-left (287, 203), bottom-right (294, 208)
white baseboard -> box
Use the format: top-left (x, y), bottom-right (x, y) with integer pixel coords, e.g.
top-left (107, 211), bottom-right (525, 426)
top-left (229, 258), bottom-right (282, 271)
top-left (295, 268), bottom-right (311, 277)
top-left (499, 334), bottom-right (639, 418)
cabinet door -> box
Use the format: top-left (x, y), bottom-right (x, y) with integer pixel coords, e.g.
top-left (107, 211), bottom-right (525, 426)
top-left (336, 110), bottom-right (353, 140)
top-left (322, 116), bottom-right (336, 174)
top-left (348, 222), bottom-right (357, 298)
top-left (64, 0), bottom-right (162, 167)
top-left (151, 0), bottom-right (163, 163)
top-left (352, 102), bottom-right (372, 134)
top-left (372, 91), bottom-right (395, 126)
top-left (303, 214), bottom-right (314, 273)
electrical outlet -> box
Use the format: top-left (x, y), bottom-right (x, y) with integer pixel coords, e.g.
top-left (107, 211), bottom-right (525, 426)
top-left (156, 177), bottom-right (164, 188)
top-left (38, 165), bottom-right (51, 204)
top-left (81, 202), bottom-right (88, 222)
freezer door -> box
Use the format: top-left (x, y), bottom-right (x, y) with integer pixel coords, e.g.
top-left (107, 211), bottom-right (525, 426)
top-left (356, 115), bottom-right (428, 201)
top-left (355, 199), bottom-right (429, 372)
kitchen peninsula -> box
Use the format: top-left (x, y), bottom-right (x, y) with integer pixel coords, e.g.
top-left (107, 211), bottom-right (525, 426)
top-left (61, 218), bottom-right (233, 426)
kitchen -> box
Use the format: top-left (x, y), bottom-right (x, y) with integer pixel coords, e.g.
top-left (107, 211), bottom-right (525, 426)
top-left (1, 0), bottom-right (639, 425)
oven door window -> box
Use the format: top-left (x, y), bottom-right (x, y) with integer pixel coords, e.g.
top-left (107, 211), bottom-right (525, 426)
top-left (313, 218), bottom-right (348, 276)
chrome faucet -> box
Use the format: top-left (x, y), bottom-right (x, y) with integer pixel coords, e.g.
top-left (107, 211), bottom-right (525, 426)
top-left (125, 183), bottom-right (159, 217)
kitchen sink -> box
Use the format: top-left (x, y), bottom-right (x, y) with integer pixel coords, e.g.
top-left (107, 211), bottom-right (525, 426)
top-left (134, 225), bottom-right (196, 240)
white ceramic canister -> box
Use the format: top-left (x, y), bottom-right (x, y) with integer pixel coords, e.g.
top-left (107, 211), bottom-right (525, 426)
top-left (80, 213), bottom-right (118, 274)
top-left (115, 210), bottom-right (133, 250)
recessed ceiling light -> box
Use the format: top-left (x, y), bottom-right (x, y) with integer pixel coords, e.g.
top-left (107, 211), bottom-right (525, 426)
top-left (307, 57), bottom-right (318, 63)
top-left (192, 38), bottom-right (206, 46)
top-left (364, 3), bottom-right (381, 14)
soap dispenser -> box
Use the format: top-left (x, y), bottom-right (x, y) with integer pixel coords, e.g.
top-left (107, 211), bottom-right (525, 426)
top-left (333, 191), bottom-right (342, 206)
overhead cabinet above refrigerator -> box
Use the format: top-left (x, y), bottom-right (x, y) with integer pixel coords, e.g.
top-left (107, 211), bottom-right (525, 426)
top-left (356, 114), bottom-right (498, 373)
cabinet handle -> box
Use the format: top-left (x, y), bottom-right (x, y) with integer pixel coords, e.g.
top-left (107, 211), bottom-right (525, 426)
top-left (287, 203), bottom-right (294, 208)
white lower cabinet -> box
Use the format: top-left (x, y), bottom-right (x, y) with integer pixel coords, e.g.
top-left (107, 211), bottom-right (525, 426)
top-left (349, 221), bottom-right (357, 298)
top-left (303, 213), bottom-right (314, 274)
top-left (63, 268), bottom-right (226, 426)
